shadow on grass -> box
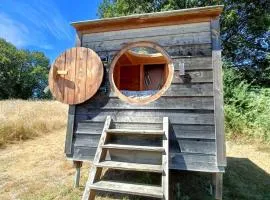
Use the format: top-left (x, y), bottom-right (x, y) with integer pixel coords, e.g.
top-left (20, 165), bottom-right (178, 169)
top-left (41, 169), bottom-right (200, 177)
top-left (95, 157), bottom-right (270, 200)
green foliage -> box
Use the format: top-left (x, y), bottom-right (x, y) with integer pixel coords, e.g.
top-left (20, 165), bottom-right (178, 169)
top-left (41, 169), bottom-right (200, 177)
top-left (0, 38), bottom-right (50, 99)
top-left (98, 0), bottom-right (270, 87)
top-left (223, 66), bottom-right (270, 142)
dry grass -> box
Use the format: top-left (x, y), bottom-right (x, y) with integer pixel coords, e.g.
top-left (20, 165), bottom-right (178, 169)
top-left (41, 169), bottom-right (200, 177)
top-left (0, 100), bottom-right (68, 147)
top-left (0, 128), bottom-right (269, 200)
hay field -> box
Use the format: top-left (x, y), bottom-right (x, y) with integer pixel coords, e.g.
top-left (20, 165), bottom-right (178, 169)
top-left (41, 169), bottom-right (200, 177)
top-left (0, 100), bottom-right (68, 147)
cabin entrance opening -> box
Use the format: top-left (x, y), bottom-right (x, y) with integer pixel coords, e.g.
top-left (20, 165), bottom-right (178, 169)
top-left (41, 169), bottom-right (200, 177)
top-left (110, 42), bottom-right (174, 105)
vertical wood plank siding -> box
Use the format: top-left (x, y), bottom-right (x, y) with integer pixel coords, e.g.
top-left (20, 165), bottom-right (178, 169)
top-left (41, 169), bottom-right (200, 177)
top-left (66, 22), bottom-right (223, 172)
top-left (65, 30), bottom-right (82, 155)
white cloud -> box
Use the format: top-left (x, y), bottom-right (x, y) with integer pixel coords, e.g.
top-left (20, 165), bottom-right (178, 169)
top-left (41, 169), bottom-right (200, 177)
top-left (0, 0), bottom-right (72, 49)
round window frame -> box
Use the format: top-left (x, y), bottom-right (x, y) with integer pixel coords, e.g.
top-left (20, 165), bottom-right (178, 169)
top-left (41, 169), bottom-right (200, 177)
top-left (109, 41), bottom-right (174, 105)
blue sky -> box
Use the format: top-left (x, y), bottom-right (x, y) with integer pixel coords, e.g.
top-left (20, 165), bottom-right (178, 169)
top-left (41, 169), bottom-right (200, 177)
top-left (0, 0), bottom-right (102, 62)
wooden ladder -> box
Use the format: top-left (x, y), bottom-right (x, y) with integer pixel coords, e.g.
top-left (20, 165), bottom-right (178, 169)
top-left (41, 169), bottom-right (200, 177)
top-left (82, 116), bottom-right (169, 200)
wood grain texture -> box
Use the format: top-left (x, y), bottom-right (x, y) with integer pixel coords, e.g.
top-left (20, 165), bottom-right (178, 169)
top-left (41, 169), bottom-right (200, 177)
top-left (211, 18), bottom-right (226, 167)
top-left (49, 47), bottom-right (103, 105)
top-left (72, 5), bottom-right (223, 33)
top-left (89, 180), bottom-right (163, 198)
top-left (83, 22), bottom-right (210, 43)
top-left (75, 110), bottom-right (215, 125)
top-left (96, 44), bottom-right (212, 59)
top-left (162, 117), bottom-right (169, 200)
top-left (78, 96), bottom-right (214, 110)
top-left (65, 105), bottom-right (75, 155)
top-left (170, 153), bottom-right (222, 172)
top-left (84, 32), bottom-right (211, 52)
top-left (96, 160), bottom-right (163, 173)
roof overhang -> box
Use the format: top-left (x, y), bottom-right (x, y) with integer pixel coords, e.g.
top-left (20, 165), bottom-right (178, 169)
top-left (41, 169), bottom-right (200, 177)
top-left (71, 5), bottom-right (223, 34)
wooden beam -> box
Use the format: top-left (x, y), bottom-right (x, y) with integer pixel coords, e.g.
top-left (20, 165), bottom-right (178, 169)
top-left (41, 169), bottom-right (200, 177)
top-left (162, 117), bottom-right (169, 200)
top-left (64, 105), bottom-right (75, 155)
top-left (211, 17), bottom-right (226, 167)
top-left (73, 161), bottom-right (83, 188)
top-left (212, 172), bottom-right (223, 200)
top-left (72, 6), bottom-right (223, 34)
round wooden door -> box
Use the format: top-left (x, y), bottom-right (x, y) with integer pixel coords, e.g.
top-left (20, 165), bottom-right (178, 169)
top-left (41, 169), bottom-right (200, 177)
top-left (49, 47), bottom-right (103, 105)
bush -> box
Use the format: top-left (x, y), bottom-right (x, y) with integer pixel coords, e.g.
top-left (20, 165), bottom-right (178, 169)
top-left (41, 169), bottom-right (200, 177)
top-left (223, 66), bottom-right (270, 142)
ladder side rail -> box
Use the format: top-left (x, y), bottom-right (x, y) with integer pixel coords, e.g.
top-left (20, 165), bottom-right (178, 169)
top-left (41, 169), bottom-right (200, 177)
top-left (82, 116), bottom-right (112, 200)
top-left (162, 117), bottom-right (169, 200)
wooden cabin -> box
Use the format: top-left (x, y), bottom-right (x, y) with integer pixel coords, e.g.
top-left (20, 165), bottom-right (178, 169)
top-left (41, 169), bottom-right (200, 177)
top-left (49, 5), bottom-right (225, 200)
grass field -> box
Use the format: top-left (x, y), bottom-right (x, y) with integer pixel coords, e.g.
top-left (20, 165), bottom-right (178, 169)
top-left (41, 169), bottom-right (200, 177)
top-left (0, 100), bottom-right (68, 147)
top-left (0, 100), bottom-right (269, 200)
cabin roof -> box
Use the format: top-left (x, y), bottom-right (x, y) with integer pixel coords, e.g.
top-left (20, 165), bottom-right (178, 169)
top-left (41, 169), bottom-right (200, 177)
top-left (71, 5), bottom-right (223, 34)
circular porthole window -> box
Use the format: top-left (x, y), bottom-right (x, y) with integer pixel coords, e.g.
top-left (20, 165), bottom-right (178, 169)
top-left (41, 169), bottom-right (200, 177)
top-left (109, 41), bottom-right (174, 105)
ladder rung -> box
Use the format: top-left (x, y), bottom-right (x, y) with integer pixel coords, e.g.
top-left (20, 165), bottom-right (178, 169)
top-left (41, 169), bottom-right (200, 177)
top-left (96, 160), bottom-right (163, 173)
top-left (90, 180), bottom-right (163, 199)
top-left (106, 129), bottom-right (164, 135)
top-left (102, 144), bottom-right (165, 152)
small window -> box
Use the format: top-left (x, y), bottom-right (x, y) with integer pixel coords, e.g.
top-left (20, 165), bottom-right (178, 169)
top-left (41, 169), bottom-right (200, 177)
top-left (109, 42), bottom-right (174, 105)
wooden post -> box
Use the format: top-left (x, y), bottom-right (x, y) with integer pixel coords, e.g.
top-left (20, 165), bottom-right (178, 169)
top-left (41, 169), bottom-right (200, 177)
top-left (211, 17), bottom-right (226, 167)
top-left (212, 172), bottom-right (223, 200)
top-left (73, 161), bottom-right (83, 188)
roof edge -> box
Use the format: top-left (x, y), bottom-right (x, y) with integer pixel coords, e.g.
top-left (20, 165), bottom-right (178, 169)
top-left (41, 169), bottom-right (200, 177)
top-left (71, 5), bottom-right (223, 33)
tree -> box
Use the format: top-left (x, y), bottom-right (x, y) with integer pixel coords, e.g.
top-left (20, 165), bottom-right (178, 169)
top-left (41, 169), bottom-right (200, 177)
top-left (98, 0), bottom-right (270, 86)
top-left (0, 38), bottom-right (50, 99)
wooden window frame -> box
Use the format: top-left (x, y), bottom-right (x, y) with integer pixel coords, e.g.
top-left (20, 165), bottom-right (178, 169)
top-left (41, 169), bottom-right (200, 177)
top-left (109, 41), bottom-right (174, 105)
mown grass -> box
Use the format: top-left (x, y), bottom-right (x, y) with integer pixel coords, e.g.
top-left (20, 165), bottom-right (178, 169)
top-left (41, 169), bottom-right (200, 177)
top-left (0, 100), bottom-right (68, 147)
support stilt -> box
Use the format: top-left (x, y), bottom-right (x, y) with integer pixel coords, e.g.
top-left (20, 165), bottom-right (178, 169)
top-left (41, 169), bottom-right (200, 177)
top-left (212, 172), bottom-right (223, 200)
top-left (73, 161), bottom-right (83, 188)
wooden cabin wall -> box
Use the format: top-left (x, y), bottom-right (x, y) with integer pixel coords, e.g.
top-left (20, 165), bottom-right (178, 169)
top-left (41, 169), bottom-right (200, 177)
top-left (66, 21), bottom-right (221, 172)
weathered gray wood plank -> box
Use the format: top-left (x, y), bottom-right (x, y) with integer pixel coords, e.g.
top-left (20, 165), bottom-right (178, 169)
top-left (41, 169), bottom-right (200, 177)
top-left (112, 122), bottom-right (162, 130)
top-left (72, 146), bottom-right (97, 160)
top-left (75, 122), bottom-right (104, 135)
top-left (78, 96), bottom-right (214, 110)
top-left (173, 57), bottom-right (212, 70)
top-left (172, 125), bottom-right (215, 139)
top-left (84, 32), bottom-right (211, 52)
top-left (65, 105), bottom-right (75, 155)
top-left (211, 17), bottom-right (226, 167)
top-left (106, 129), bottom-right (164, 135)
top-left (83, 22), bottom-right (210, 43)
top-left (173, 70), bottom-right (213, 83)
top-left (96, 44), bottom-right (212, 61)
top-left (162, 117), bottom-right (169, 200)
top-left (110, 134), bottom-right (162, 147)
top-left (109, 149), bottom-right (162, 165)
top-left (75, 110), bottom-right (215, 125)
top-left (104, 83), bottom-right (214, 97)
top-left (102, 144), bottom-right (165, 152)
top-left (96, 160), bottom-right (163, 173)
top-left (89, 180), bottom-right (163, 199)
top-left (170, 153), bottom-right (222, 172)
top-left (176, 139), bottom-right (216, 155)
